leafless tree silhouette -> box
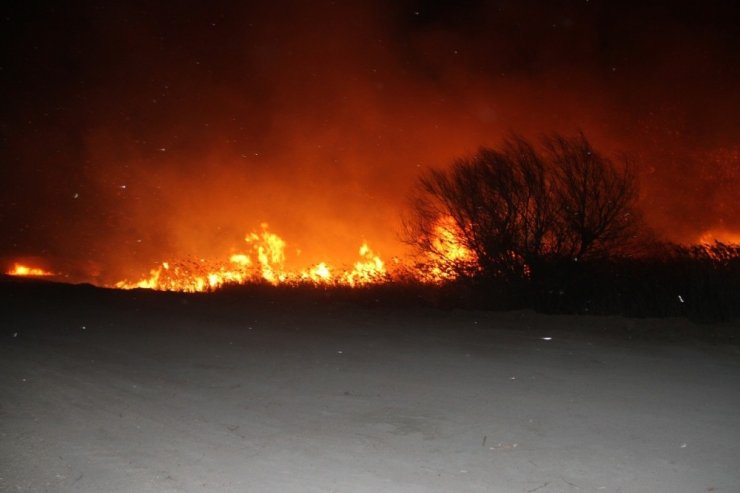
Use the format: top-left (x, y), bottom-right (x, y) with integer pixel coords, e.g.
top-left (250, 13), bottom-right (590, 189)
top-left (546, 133), bottom-right (639, 259)
top-left (405, 133), bottom-right (640, 281)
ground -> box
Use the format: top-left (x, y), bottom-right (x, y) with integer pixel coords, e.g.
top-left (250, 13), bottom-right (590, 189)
top-left (1, 281), bottom-right (739, 492)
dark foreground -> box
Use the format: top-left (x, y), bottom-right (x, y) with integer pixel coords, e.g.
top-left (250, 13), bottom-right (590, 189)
top-left (1, 280), bottom-right (739, 492)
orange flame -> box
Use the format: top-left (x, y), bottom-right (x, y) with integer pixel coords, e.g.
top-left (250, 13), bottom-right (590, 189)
top-left (113, 218), bottom-right (487, 291)
top-left (338, 243), bottom-right (387, 287)
top-left (245, 224), bottom-right (288, 284)
top-left (695, 229), bottom-right (740, 262)
top-left (115, 224), bottom-right (388, 291)
top-left (6, 263), bottom-right (53, 277)
top-left (418, 215), bottom-right (477, 283)
top-left (697, 230), bottom-right (740, 246)
top-left (432, 216), bottom-right (475, 263)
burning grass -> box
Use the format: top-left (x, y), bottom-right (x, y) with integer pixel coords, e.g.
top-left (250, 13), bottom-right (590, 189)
top-left (112, 218), bottom-right (477, 292)
top-left (114, 224), bottom-right (390, 292)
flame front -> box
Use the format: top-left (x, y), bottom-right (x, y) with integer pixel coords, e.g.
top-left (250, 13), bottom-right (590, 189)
top-left (115, 224), bottom-right (388, 292)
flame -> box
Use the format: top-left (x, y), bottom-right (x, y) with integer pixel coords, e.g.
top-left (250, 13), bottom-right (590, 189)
top-left (432, 216), bottom-right (475, 264)
top-left (418, 215), bottom-right (477, 283)
top-left (245, 224), bottom-right (288, 284)
top-left (6, 263), bottom-right (53, 277)
top-left (115, 224), bottom-right (388, 291)
top-left (697, 230), bottom-right (740, 246)
top-left (302, 262), bottom-right (332, 282)
top-left (339, 243), bottom-right (387, 287)
top-left (695, 229), bottom-right (740, 263)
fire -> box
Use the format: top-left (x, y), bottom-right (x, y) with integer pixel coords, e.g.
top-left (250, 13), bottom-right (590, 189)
top-left (418, 215), bottom-right (477, 282)
top-left (302, 262), bottom-right (332, 282)
top-left (697, 230), bottom-right (740, 246)
top-left (338, 243), bottom-right (386, 287)
top-left (112, 218), bottom-right (485, 291)
top-left (431, 216), bottom-right (475, 265)
top-left (695, 229), bottom-right (740, 263)
top-left (115, 224), bottom-right (388, 292)
top-left (245, 224), bottom-right (288, 284)
top-left (6, 263), bottom-right (53, 277)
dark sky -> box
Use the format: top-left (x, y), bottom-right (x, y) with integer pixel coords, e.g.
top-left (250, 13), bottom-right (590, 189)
top-left (2, 0), bottom-right (739, 283)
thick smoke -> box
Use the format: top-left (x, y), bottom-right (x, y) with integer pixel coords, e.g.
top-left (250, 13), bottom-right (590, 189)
top-left (1, 1), bottom-right (738, 283)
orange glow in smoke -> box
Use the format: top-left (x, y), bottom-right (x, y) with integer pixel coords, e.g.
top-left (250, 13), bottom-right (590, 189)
top-left (6, 263), bottom-right (53, 277)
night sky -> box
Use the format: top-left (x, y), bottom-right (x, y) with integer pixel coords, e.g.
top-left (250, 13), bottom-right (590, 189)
top-left (2, 0), bottom-right (739, 284)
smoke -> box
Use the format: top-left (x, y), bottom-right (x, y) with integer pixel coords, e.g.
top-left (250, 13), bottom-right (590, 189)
top-left (1, 0), bottom-right (738, 283)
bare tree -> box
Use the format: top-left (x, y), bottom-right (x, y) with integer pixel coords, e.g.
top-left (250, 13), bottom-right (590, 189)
top-left (405, 136), bottom-right (554, 280)
top-left (546, 133), bottom-right (639, 259)
top-left (405, 133), bottom-right (640, 281)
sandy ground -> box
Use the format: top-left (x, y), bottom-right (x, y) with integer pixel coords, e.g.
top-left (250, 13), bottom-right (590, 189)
top-left (1, 282), bottom-right (739, 492)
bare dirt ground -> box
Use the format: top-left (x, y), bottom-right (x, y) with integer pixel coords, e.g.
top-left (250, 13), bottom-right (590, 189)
top-left (1, 281), bottom-right (739, 492)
